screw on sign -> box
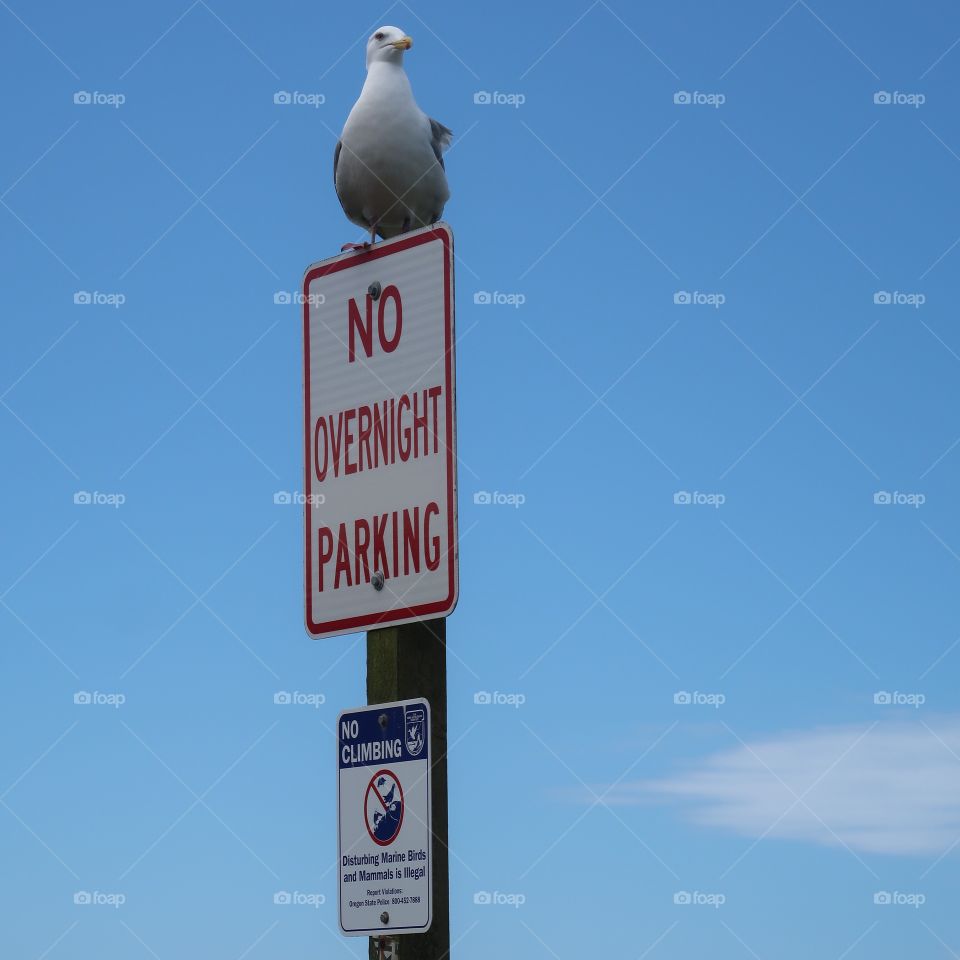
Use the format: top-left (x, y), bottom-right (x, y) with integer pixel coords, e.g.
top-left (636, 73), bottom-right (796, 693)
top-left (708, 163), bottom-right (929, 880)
top-left (365, 769), bottom-right (404, 845)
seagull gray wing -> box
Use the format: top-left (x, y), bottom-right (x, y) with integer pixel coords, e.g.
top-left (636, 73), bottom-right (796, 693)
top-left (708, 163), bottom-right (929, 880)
top-left (333, 139), bottom-right (369, 229)
top-left (429, 118), bottom-right (453, 169)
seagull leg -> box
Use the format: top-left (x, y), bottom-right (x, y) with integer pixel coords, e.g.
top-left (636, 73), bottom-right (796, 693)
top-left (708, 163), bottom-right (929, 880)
top-left (340, 233), bottom-right (374, 252)
top-left (340, 221), bottom-right (377, 253)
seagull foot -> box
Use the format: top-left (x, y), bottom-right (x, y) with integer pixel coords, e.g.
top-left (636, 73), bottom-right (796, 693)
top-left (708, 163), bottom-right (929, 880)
top-left (340, 241), bottom-right (372, 252)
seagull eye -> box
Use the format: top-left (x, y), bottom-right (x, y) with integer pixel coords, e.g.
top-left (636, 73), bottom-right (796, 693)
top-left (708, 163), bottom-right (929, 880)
top-left (374, 32), bottom-right (384, 40)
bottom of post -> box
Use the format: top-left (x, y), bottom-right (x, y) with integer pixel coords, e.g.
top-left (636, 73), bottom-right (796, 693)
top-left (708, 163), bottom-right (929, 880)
top-left (367, 618), bottom-right (450, 960)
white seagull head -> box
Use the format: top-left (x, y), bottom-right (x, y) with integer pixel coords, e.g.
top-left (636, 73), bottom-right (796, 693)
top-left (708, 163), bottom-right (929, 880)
top-left (365, 25), bottom-right (413, 69)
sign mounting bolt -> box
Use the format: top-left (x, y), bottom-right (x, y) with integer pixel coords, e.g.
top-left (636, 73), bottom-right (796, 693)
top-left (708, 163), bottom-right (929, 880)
top-left (372, 570), bottom-right (384, 591)
top-left (380, 911), bottom-right (389, 924)
top-left (378, 713), bottom-right (389, 730)
top-left (368, 281), bottom-right (382, 300)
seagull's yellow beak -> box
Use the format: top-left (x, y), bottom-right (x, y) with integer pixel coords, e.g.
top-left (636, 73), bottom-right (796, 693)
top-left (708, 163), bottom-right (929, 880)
top-left (391, 36), bottom-right (413, 50)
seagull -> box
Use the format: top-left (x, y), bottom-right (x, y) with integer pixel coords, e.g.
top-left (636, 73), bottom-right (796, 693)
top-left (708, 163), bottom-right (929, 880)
top-left (335, 25), bottom-right (451, 250)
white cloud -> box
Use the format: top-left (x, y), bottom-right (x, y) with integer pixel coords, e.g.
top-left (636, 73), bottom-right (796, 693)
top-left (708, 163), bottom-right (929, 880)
top-left (612, 719), bottom-right (960, 856)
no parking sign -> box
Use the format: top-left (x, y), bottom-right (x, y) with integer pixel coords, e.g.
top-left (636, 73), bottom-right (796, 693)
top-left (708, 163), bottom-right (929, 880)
top-left (337, 698), bottom-right (431, 936)
top-left (303, 225), bottom-right (458, 639)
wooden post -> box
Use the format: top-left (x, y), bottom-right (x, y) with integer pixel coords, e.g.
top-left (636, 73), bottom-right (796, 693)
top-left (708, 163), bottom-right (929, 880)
top-left (367, 618), bottom-right (450, 959)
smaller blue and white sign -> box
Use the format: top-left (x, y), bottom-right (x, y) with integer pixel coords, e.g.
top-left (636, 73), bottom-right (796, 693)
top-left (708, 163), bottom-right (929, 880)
top-left (337, 698), bottom-right (431, 936)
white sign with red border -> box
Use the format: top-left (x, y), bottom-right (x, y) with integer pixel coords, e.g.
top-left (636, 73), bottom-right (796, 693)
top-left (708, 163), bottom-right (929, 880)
top-left (303, 224), bottom-right (458, 639)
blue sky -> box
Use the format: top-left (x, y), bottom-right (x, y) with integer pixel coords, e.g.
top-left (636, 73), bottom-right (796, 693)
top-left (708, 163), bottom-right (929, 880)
top-left (2, 0), bottom-right (960, 956)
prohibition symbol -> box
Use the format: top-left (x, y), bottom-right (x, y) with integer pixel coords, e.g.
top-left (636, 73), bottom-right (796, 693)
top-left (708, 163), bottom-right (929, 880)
top-left (365, 769), bottom-right (404, 846)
